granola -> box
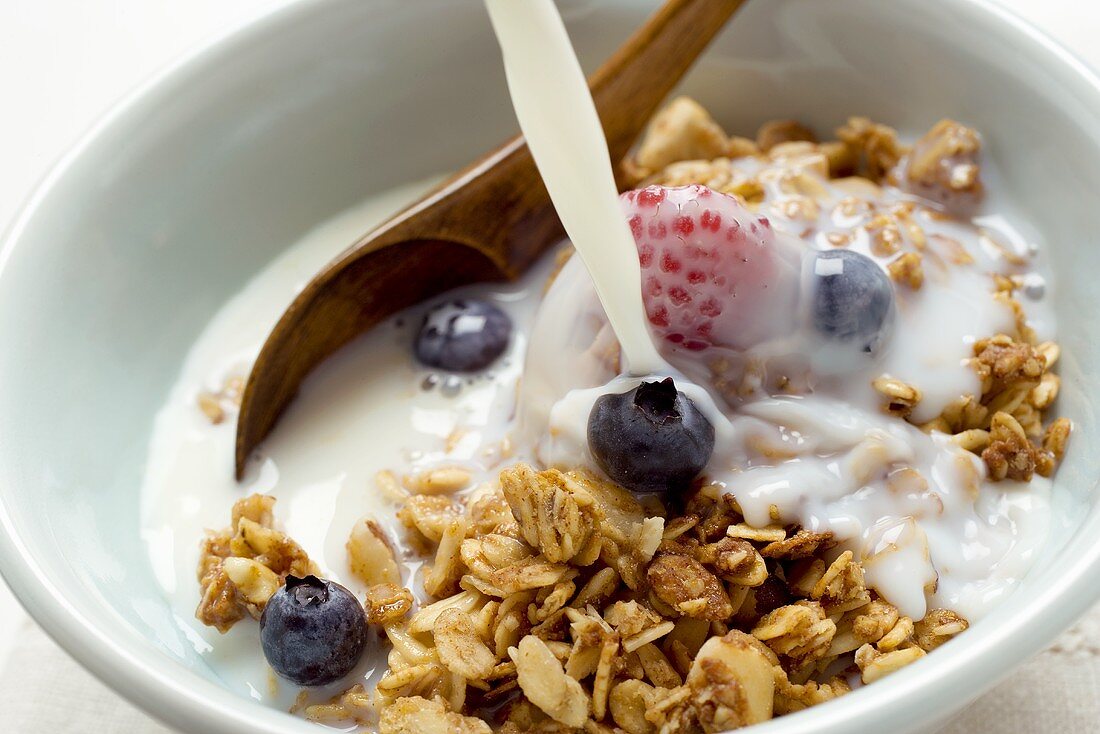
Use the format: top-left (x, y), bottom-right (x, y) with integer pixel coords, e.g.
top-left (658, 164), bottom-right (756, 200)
top-left (348, 464), bottom-right (972, 731)
top-left (196, 494), bottom-right (318, 632)
top-left (183, 95), bottom-right (1068, 733)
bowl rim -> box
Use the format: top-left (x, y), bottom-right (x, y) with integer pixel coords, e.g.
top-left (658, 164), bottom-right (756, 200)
top-left (1, 1), bottom-right (1099, 733)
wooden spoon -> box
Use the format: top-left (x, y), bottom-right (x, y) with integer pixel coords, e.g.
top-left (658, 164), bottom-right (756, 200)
top-left (236, 0), bottom-right (747, 478)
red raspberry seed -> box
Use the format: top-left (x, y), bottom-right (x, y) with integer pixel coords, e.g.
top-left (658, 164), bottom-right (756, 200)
top-left (673, 215), bottom-right (695, 236)
top-left (700, 210), bottom-right (721, 232)
top-left (668, 286), bottom-right (691, 306)
top-left (650, 305), bottom-right (670, 327)
top-left (637, 186), bottom-right (667, 207)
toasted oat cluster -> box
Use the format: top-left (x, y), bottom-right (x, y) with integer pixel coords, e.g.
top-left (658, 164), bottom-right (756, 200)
top-left (370, 466), bottom-right (966, 733)
top-left (196, 494), bottom-right (319, 632)
top-left (291, 684), bottom-right (375, 727)
top-left (946, 335), bottom-right (1068, 481)
top-left (196, 373), bottom-right (245, 426)
top-left (871, 333), bottom-right (1067, 482)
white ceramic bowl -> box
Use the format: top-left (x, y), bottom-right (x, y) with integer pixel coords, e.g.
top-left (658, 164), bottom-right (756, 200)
top-left (1, 0), bottom-right (1099, 732)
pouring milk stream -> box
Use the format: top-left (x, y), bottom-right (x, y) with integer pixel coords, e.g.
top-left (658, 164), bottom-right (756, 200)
top-left (483, 0), bottom-right (738, 458)
top-left (483, 0), bottom-right (664, 376)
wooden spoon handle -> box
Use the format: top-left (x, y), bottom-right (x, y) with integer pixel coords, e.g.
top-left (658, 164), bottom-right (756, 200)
top-left (363, 0), bottom-right (747, 278)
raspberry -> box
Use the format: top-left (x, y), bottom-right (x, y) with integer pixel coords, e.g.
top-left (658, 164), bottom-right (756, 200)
top-left (621, 184), bottom-right (800, 352)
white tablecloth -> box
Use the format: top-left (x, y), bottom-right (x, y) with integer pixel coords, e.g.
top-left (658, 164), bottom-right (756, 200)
top-left (0, 0), bottom-right (1097, 732)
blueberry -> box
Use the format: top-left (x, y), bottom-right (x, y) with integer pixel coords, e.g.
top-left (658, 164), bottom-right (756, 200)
top-left (587, 378), bottom-right (715, 494)
top-left (807, 250), bottom-right (894, 354)
top-left (260, 575), bottom-right (367, 687)
top-left (414, 299), bottom-right (511, 372)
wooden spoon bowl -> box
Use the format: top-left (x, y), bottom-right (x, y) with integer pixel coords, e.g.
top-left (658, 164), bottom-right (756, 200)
top-left (236, 0), bottom-right (747, 478)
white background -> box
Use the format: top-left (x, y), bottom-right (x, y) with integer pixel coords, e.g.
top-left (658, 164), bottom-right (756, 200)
top-left (0, 0), bottom-right (1092, 674)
